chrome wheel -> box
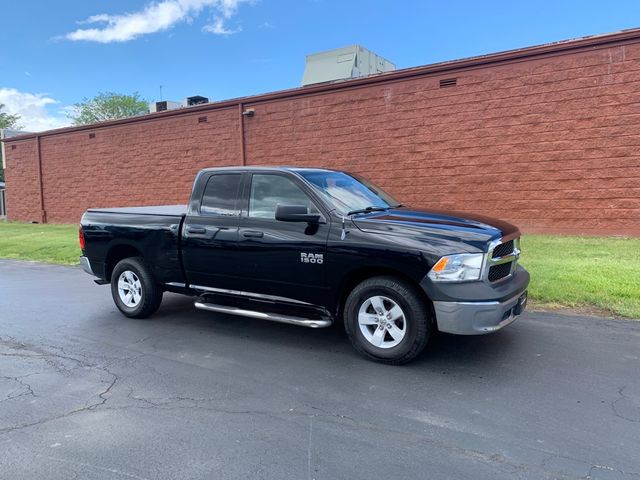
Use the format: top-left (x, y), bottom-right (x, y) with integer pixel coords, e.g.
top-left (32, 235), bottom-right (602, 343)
top-left (358, 295), bottom-right (407, 349)
top-left (117, 271), bottom-right (142, 308)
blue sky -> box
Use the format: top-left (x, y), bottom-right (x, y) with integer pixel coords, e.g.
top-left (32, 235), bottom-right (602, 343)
top-left (2, 0), bottom-right (639, 131)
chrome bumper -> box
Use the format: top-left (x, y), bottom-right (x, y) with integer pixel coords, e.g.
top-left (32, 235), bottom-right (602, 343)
top-left (433, 290), bottom-right (527, 335)
top-left (79, 256), bottom-right (94, 276)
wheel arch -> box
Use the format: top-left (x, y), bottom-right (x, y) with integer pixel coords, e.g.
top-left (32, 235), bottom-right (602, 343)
top-left (104, 243), bottom-right (144, 281)
top-left (335, 266), bottom-right (434, 321)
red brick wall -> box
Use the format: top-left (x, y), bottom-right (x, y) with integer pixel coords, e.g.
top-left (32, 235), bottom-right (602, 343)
top-left (5, 39), bottom-right (640, 235)
top-left (4, 139), bottom-right (42, 222)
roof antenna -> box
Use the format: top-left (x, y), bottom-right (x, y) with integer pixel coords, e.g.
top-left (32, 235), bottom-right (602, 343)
top-left (159, 85), bottom-right (163, 101)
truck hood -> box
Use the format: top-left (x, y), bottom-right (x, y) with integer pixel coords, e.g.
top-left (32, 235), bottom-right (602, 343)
top-left (351, 207), bottom-right (520, 252)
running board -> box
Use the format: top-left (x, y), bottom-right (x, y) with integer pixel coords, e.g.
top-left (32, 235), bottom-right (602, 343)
top-left (194, 301), bottom-right (332, 329)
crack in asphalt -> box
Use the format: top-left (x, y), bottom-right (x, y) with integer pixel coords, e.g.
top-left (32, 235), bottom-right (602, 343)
top-left (612, 386), bottom-right (640, 423)
top-left (1, 375), bottom-right (36, 402)
top-left (0, 342), bottom-right (89, 377)
top-left (585, 463), bottom-right (640, 479)
top-left (0, 337), bottom-right (121, 434)
top-left (541, 451), bottom-right (640, 480)
top-left (0, 369), bottom-right (119, 435)
top-left (88, 366), bottom-right (119, 410)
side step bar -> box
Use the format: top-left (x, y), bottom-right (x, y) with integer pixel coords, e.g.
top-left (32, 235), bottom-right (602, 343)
top-left (194, 301), bottom-right (332, 329)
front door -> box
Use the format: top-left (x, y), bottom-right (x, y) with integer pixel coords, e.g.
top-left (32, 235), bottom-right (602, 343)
top-left (236, 172), bottom-right (331, 306)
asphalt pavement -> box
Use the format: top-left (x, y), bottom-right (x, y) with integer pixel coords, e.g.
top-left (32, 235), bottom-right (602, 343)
top-left (0, 259), bottom-right (638, 480)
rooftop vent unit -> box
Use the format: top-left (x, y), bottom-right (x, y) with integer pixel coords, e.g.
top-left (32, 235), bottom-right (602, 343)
top-left (301, 45), bottom-right (395, 86)
top-left (1, 129), bottom-right (31, 169)
top-left (150, 100), bottom-right (181, 113)
top-left (184, 95), bottom-right (209, 107)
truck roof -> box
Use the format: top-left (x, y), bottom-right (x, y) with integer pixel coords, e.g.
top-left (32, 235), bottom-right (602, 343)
top-left (198, 166), bottom-right (339, 175)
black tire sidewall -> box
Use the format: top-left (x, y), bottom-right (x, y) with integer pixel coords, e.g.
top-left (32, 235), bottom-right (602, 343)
top-left (345, 278), bottom-right (429, 362)
top-left (110, 258), bottom-right (161, 318)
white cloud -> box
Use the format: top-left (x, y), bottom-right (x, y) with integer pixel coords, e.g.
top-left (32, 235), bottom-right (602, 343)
top-left (64, 0), bottom-right (249, 43)
top-left (0, 88), bottom-right (71, 132)
top-left (202, 17), bottom-right (242, 35)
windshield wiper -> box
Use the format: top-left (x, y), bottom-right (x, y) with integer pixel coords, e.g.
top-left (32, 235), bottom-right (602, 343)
top-left (347, 206), bottom-right (389, 216)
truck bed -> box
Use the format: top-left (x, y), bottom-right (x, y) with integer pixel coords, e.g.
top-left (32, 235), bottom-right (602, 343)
top-left (86, 205), bottom-right (187, 217)
top-left (81, 205), bottom-right (187, 285)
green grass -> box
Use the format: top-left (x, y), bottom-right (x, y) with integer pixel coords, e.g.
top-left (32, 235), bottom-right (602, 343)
top-left (0, 222), bottom-right (80, 265)
top-left (0, 222), bottom-right (638, 318)
top-left (520, 235), bottom-right (640, 319)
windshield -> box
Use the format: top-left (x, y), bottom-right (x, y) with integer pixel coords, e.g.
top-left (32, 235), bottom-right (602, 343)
top-left (299, 171), bottom-right (401, 214)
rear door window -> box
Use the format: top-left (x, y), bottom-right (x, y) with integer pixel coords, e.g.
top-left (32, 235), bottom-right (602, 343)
top-left (200, 173), bottom-right (242, 216)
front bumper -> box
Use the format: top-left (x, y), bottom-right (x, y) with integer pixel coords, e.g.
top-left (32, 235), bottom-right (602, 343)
top-left (433, 290), bottom-right (528, 335)
top-left (79, 256), bottom-right (94, 276)
top-left (421, 265), bottom-right (530, 335)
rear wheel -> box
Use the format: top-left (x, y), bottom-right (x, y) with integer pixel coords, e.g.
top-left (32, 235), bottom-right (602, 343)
top-left (110, 257), bottom-right (163, 318)
top-left (344, 276), bottom-right (431, 365)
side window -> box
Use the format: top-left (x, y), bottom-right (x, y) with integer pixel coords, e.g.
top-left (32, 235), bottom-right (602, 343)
top-left (249, 174), bottom-right (315, 219)
top-left (200, 173), bottom-right (242, 216)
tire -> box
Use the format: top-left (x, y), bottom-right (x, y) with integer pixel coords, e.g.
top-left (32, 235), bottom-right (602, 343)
top-left (344, 276), bottom-right (431, 365)
top-left (110, 257), bottom-right (163, 319)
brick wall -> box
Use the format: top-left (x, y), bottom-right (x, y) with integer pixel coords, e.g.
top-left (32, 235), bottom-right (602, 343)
top-left (5, 33), bottom-right (640, 235)
top-left (4, 139), bottom-right (41, 222)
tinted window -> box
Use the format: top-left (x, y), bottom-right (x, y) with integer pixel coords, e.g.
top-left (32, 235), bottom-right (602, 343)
top-left (200, 173), bottom-right (242, 216)
top-left (249, 174), bottom-right (314, 219)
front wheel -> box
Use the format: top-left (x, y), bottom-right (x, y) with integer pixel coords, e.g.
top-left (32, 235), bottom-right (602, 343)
top-left (344, 276), bottom-right (431, 365)
top-left (110, 257), bottom-right (163, 319)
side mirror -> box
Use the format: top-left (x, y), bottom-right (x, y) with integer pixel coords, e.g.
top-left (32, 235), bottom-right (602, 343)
top-left (275, 204), bottom-right (321, 223)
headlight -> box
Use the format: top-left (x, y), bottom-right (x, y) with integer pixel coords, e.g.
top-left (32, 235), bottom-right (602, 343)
top-left (427, 253), bottom-right (484, 282)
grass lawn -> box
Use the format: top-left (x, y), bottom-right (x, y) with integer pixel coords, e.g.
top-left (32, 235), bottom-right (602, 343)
top-left (520, 235), bottom-right (640, 319)
top-left (0, 222), bottom-right (80, 265)
top-left (0, 221), bottom-right (638, 318)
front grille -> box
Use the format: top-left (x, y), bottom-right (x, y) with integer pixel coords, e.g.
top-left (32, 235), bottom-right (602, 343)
top-left (492, 240), bottom-right (514, 259)
top-left (489, 262), bottom-right (513, 282)
top-left (485, 237), bottom-right (520, 282)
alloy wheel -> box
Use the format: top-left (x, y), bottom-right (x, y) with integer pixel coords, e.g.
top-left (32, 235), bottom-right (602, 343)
top-left (357, 295), bottom-right (407, 349)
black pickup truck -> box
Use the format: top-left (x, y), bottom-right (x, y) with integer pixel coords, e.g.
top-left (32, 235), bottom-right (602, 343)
top-left (80, 167), bottom-right (529, 364)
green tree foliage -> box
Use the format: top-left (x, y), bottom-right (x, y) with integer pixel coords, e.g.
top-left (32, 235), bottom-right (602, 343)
top-left (69, 92), bottom-right (149, 126)
top-left (0, 103), bottom-right (21, 183)
top-left (0, 103), bottom-right (20, 130)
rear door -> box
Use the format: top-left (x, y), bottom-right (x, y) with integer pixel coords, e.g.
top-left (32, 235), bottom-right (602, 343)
top-left (236, 172), bottom-right (331, 306)
top-left (182, 172), bottom-right (245, 290)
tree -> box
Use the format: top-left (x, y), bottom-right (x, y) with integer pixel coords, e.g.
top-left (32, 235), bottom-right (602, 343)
top-left (68, 92), bottom-right (149, 126)
top-left (0, 103), bottom-right (21, 183)
top-left (0, 103), bottom-right (20, 130)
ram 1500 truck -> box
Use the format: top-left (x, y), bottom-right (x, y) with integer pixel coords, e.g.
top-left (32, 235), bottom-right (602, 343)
top-left (80, 167), bottom-right (529, 364)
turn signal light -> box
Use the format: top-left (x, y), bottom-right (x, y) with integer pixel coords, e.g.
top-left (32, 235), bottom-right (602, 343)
top-left (431, 257), bottom-right (449, 273)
